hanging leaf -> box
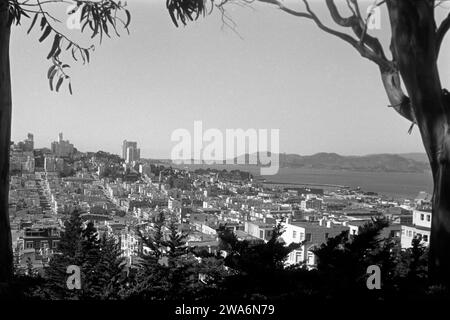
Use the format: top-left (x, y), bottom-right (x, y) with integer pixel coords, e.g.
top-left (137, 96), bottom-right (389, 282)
top-left (49, 67), bottom-right (58, 83)
top-left (168, 10), bottom-right (179, 28)
top-left (71, 47), bottom-right (78, 61)
top-left (106, 13), bottom-right (115, 28)
top-left (21, 9), bottom-right (30, 19)
top-left (103, 20), bottom-right (110, 38)
top-left (80, 50), bottom-right (86, 64)
top-left (56, 77), bottom-right (64, 92)
top-left (49, 77), bottom-right (54, 91)
top-left (54, 47), bottom-right (62, 59)
top-left (39, 25), bottom-right (52, 43)
top-left (84, 49), bottom-right (90, 63)
top-left (40, 17), bottom-right (47, 30)
top-left (91, 18), bottom-right (99, 39)
top-left (69, 82), bottom-right (73, 95)
top-left (81, 20), bottom-right (89, 33)
top-left (47, 65), bottom-right (56, 79)
top-left (81, 3), bottom-right (89, 20)
top-left (27, 13), bottom-right (38, 34)
top-left (125, 9), bottom-right (131, 28)
top-left (47, 34), bottom-right (61, 59)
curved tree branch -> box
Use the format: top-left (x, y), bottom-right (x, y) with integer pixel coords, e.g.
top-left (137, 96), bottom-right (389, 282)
top-left (324, 0), bottom-right (415, 124)
top-left (381, 69), bottom-right (415, 124)
top-left (325, 0), bottom-right (387, 60)
top-left (314, 1), bottom-right (395, 71)
top-left (436, 11), bottom-right (450, 58)
top-left (258, 0), bottom-right (395, 71)
top-left (165, 0), bottom-right (412, 123)
top-left (258, 0), bottom-right (312, 19)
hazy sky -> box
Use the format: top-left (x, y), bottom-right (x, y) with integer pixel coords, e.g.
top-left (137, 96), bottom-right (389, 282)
top-left (9, 0), bottom-right (450, 158)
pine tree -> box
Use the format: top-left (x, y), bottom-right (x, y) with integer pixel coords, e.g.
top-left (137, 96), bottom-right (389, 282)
top-left (95, 233), bottom-right (128, 299)
top-left (217, 223), bottom-right (300, 274)
top-left (78, 221), bottom-right (102, 299)
top-left (126, 212), bottom-right (224, 300)
top-left (57, 211), bottom-right (83, 258)
top-left (216, 222), bottom-right (301, 299)
top-left (34, 211), bottom-right (84, 299)
top-left (76, 224), bottom-right (127, 300)
top-left (312, 218), bottom-right (390, 298)
top-left (390, 236), bottom-right (429, 297)
top-left (162, 216), bottom-right (199, 299)
top-left (33, 211), bottom-right (127, 300)
top-left (126, 211), bottom-right (167, 300)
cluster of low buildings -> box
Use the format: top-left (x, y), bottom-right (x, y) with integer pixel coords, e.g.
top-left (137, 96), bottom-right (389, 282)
top-left (8, 134), bottom-right (434, 274)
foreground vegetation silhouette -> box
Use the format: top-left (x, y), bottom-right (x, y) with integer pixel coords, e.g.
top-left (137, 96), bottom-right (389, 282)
top-left (2, 210), bottom-right (450, 301)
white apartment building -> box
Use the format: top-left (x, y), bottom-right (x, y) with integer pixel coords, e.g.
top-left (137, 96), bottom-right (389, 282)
top-left (281, 219), bottom-right (348, 268)
top-left (401, 209), bottom-right (431, 249)
top-left (168, 197), bottom-right (181, 211)
top-left (120, 229), bottom-right (140, 266)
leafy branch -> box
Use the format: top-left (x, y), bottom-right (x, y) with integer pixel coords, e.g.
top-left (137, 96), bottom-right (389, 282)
top-left (8, 0), bottom-right (131, 94)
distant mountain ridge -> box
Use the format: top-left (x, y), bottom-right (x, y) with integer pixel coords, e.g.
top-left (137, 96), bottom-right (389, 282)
top-left (397, 152), bottom-right (429, 164)
top-left (232, 152), bottom-right (430, 173)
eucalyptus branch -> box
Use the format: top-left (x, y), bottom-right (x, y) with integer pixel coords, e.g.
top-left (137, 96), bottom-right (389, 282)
top-left (13, 0), bottom-right (131, 93)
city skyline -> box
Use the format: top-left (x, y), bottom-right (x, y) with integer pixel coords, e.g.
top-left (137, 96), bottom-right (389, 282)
top-left (10, 0), bottom-right (450, 158)
top-left (12, 131), bottom-right (432, 160)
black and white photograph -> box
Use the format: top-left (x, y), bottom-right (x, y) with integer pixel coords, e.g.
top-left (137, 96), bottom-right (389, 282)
top-left (0, 0), bottom-right (450, 316)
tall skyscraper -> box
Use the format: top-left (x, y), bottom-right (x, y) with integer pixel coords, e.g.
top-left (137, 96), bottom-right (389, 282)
top-left (122, 140), bottom-right (140, 164)
top-left (122, 140), bottom-right (130, 160)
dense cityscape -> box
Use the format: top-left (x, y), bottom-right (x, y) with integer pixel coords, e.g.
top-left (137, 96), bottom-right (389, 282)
top-left (1, 0), bottom-right (450, 315)
top-left (9, 132), bottom-right (433, 276)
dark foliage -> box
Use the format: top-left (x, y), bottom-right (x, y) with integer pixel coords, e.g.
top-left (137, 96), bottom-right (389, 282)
top-left (31, 211), bottom-right (127, 300)
top-left (7, 214), bottom-right (450, 301)
top-left (166, 0), bottom-right (208, 27)
top-left (215, 223), bottom-right (307, 299)
top-left (125, 212), bottom-right (227, 300)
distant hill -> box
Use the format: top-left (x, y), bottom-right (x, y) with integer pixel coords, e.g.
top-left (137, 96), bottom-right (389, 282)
top-left (398, 152), bottom-right (429, 164)
top-left (232, 152), bottom-right (430, 173)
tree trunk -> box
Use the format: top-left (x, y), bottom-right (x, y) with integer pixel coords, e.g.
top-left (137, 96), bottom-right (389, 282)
top-left (431, 147), bottom-right (450, 286)
top-left (387, 0), bottom-right (450, 286)
top-left (0, 3), bottom-right (13, 285)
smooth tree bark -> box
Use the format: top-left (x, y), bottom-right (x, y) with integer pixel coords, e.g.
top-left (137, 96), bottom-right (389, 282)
top-left (0, 0), bottom-right (13, 284)
top-left (168, 0), bottom-right (450, 286)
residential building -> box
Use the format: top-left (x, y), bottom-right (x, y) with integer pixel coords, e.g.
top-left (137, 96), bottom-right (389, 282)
top-left (244, 220), bottom-right (276, 241)
top-left (21, 226), bottom-right (61, 256)
top-left (401, 208), bottom-right (432, 248)
top-left (44, 156), bottom-right (56, 172)
top-left (281, 219), bottom-right (349, 268)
